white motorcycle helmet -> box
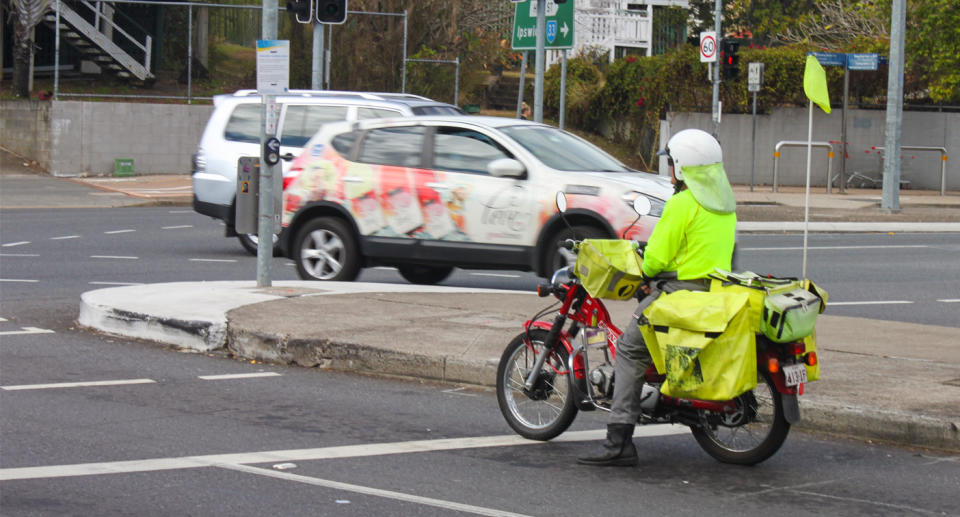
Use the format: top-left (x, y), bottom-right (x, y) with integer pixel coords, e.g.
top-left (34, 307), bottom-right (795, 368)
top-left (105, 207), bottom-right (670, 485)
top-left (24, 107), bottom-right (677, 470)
top-left (657, 129), bottom-right (735, 214)
top-left (659, 129), bottom-right (723, 181)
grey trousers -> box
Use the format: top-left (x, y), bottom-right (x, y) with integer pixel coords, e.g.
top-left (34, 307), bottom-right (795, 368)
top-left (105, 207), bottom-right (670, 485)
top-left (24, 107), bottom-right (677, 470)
top-left (608, 276), bottom-right (710, 425)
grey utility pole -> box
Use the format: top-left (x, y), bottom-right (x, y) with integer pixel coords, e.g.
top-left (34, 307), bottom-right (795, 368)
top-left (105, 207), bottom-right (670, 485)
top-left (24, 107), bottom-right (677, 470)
top-left (881, 0), bottom-right (906, 212)
top-left (258, 0), bottom-right (279, 287)
top-left (534, 0), bottom-right (546, 123)
top-left (711, 0), bottom-right (722, 134)
top-left (312, 23), bottom-right (325, 89)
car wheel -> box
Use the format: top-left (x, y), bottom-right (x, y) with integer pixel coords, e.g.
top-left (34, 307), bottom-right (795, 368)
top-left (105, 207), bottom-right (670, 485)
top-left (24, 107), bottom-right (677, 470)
top-left (237, 233), bottom-right (281, 256)
top-left (543, 225), bottom-right (607, 276)
top-left (397, 264), bottom-right (454, 285)
top-left (294, 217), bottom-right (360, 281)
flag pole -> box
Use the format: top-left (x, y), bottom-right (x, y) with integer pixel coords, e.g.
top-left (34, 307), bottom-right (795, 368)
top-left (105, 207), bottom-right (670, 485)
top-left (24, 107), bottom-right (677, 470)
top-left (803, 100), bottom-right (813, 278)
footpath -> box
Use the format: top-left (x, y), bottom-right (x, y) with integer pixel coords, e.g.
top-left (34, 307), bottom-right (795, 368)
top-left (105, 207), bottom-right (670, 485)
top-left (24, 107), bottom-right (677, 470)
top-left (3, 161), bottom-right (959, 453)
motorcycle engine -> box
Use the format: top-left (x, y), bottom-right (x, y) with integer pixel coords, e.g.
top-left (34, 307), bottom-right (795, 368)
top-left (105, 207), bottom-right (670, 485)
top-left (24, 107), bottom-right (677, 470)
top-left (588, 365), bottom-right (615, 398)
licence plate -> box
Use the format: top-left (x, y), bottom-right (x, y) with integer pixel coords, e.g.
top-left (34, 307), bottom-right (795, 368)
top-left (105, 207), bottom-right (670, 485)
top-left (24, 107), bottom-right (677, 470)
top-left (783, 364), bottom-right (808, 387)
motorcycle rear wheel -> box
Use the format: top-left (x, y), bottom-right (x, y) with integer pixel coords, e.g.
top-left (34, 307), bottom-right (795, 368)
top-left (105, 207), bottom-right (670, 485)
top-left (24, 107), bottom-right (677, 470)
top-left (690, 369), bottom-right (790, 465)
top-left (496, 329), bottom-right (578, 441)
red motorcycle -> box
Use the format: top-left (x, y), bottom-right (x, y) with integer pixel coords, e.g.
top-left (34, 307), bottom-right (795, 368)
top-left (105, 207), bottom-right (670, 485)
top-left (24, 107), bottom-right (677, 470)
top-left (495, 194), bottom-right (816, 465)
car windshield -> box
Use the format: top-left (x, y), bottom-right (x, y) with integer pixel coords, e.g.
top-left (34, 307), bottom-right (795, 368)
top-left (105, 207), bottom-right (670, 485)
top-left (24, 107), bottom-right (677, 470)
top-left (499, 125), bottom-right (631, 172)
top-left (412, 105), bottom-right (465, 116)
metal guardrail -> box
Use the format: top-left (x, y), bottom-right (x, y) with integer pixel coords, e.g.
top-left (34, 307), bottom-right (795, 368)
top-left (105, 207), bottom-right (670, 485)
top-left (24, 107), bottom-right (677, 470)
top-left (874, 146), bottom-right (950, 195)
top-left (772, 140), bottom-right (835, 193)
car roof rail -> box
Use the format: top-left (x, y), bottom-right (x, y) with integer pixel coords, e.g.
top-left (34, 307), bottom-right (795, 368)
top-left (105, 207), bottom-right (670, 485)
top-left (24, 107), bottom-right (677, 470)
top-left (231, 89), bottom-right (431, 102)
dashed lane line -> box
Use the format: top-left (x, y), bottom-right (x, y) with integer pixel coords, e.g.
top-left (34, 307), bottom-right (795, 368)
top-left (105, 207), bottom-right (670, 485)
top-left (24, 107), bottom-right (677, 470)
top-left (0, 279), bottom-right (39, 283)
top-left (0, 327), bottom-right (55, 337)
top-left (198, 373), bottom-right (282, 380)
top-left (0, 253), bottom-right (39, 257)
top-left (470, 273), bottom-right (522, 278)
top-left (1, 241), bottom-right (30, 247)
top-left (90, 255), bottom-right (139, 260)
top-left (828, 300), bottom-right (914, 306)
top-left (1, 379), bottom-right (156, 391)
top-left (161, 225), bottom-right (194, 230)
top-left (50, 235), bottom-right (81, 240)
top-left (89, 281), bottom-right (144, 286)
top-left (188, 258), bottom-right (238, 263)
top-left (0, 427), bottom-right (688, 482)
top-left (104, 229), bottom-right (136, 234)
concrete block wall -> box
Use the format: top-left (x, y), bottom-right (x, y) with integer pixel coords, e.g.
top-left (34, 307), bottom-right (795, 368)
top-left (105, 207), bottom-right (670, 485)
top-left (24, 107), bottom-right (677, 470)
top-left (1, 99), bottom-right (213, 177)
top-left (661, 109), bottom-right (958, 191)
top-left (0, 100), bottom-right (54, 171)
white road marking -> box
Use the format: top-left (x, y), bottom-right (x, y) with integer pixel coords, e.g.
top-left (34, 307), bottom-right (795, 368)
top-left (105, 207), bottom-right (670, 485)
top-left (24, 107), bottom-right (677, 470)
top-left (89, 281), bottom-right (144, 286)
top-left (161, 225), bottom-right (193, 230)
top-left (0, 279), bottom-right (39, 283)
top-left (90, 255), bottom-right (139, 260)
top-left (741, 245), bottom-right (929, 251)
top-left (0, 327), bottom-right (55, 337)
top-left (188, 258), bottom-right (238, 263)
top-left (1, 378), bottom-right (156, 391)
top-left (1, 241), bottom-right (30, 247)
top-left (0, 427), bottom-right (686, 481)
top-left (828, 301), bottom-right (914, 306)
top-left (0, 253), bottom-right (39, 257)
top-left (104, 229), bottom-right (135, 234)
top-left (168, 210), bottom-right (193, 214)
top-left (50, 235), bottom-right (81, 240)
top-left (938, 299), bottom-right (960, 303)
top-left (220, 463), bottom-right (533, 517)
top-left (0, 317), bottom-right (6, 322)
top-left (198, 372), bottom-right (281, 380)
top-left (470, 273), bottom-right (521, 278)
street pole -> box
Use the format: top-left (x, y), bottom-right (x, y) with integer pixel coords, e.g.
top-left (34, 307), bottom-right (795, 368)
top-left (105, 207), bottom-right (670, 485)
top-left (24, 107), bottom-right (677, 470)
top-left (881, 0), bottom-right (905, 212)
top-left (711, 0), bottom-right (721, 134)
top-left (534, 0), bottom-right (545, 123)
top-left (840, 65), bottom-right (849, 193)
top-left (750, 90), bottom-right (757, 191)
top-left (257, 0), bottom-right (279, 287)
top-left (559, 49), bottom-right (567, 129)
top-left (312, 23), bottom-right (325, 90)
top-left (516, 51), bottom-right (527, 119)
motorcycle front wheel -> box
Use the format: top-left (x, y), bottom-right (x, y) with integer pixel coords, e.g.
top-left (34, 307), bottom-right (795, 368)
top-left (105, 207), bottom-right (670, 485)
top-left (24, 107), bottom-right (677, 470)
top-left (496, 329), bottom-right (578, 441)
top-left (690, 369), bottom-right (790, 465)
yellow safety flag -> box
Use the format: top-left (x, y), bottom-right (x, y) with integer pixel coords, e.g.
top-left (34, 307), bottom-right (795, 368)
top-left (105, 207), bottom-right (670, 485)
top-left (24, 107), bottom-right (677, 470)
top-left (803, 55), bottom-right (831, 114)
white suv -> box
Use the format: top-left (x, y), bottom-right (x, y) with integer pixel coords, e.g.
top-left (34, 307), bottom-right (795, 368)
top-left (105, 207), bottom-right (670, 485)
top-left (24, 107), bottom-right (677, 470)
top-left (280, 116), bottom-right (673, 284)
top-left (191, 89), bottom-right (463, 254)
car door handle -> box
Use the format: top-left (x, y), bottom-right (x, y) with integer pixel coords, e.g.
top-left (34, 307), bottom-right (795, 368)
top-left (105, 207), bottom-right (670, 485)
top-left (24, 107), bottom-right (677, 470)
top-left (281, 153), bottom-right (296, 162)
top-left (343, 176), bottom-right (364, 183)
top-left (426, 182), bottom-right (450, 190)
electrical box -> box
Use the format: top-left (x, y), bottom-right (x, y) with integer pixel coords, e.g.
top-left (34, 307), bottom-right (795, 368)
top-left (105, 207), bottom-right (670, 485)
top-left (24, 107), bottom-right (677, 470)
top-left (236, 157), bottom-right (260, 235)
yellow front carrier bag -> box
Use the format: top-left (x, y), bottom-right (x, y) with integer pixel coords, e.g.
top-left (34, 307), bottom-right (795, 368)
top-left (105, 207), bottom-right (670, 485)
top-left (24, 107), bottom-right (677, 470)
top-left (574, 239), bottom-right (644, 300)
top-left (639, 290), bottom-right (757, 400)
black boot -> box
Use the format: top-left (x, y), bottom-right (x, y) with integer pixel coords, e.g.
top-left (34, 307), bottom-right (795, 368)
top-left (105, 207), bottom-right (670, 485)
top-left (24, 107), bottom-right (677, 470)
top-left (577, 424), bottom-right (638, 466)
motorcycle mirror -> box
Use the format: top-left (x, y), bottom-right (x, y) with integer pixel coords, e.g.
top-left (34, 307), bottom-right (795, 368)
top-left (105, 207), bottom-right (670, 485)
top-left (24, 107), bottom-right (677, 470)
top-left (632, 195), bottom-right (652, 217)
top-left (555, 191), bottom-right (568, 213)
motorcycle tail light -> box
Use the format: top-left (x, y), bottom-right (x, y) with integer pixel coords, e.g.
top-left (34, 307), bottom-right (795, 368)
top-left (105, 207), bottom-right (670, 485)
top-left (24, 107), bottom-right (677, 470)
top-left (804, 352), bottom-right (818, 366)
top-left (785, 342), bottom-right (805, 355)
top-left (767, 357), bottom-right (780, 374)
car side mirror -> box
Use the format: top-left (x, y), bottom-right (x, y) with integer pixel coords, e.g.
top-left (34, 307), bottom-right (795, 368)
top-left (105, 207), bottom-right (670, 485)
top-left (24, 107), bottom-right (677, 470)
top-left (488, 158), bottom-right (525, 178)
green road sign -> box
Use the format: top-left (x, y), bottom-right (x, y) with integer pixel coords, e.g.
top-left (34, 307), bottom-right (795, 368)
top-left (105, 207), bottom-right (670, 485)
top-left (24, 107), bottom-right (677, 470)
top-left (512, 0), bottom-right (574, 50)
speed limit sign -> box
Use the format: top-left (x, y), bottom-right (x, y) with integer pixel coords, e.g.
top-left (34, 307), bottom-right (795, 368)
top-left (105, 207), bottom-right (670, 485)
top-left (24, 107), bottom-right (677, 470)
top-left (700, 31), bottom-right (717, 63)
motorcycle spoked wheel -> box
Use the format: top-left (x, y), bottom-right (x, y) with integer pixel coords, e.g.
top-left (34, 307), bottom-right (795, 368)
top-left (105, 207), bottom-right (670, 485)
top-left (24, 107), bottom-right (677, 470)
top-left (496, 329), bottom-right (578, 441)
top-left (690, 369), bottom-right (791, 465)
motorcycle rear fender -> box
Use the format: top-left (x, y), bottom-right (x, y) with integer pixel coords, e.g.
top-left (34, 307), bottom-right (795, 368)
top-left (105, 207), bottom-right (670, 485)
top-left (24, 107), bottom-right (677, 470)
top-left (781, 393), bottom-right (801, 424)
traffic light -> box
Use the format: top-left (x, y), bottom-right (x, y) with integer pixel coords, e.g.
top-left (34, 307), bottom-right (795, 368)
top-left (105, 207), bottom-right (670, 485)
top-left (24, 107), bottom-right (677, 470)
top-left (316, 0), bottom-right (347, 24)
top-left (287, 0), bottom-right (312, 24)
top-left (722, 39), bottom-right (740, 80)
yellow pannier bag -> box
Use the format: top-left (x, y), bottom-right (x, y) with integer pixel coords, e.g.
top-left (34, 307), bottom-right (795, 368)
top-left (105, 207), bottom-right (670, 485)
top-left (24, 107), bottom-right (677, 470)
top-left (708, 272), bottom-right (826, 382)
top-left (639, 290), bottom-right (756, 401)
top-left (574, 239), bottom-right (644, 300)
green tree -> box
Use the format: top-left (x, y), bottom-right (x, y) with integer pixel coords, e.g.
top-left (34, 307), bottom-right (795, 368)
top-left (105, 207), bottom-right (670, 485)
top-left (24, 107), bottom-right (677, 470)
top-left (9, 0), bottom-right (51, 98)
top-left (906, 0), bottom-right (960, 102)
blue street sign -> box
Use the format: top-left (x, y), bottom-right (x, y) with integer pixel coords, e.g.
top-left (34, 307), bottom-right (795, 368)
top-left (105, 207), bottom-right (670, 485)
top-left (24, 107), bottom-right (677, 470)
top-left (847, 53), bottom-right (879, 71)
top-left (809, 51), bottom-right (846, 67)
top-left (546, 20), bottom-right (557, 44)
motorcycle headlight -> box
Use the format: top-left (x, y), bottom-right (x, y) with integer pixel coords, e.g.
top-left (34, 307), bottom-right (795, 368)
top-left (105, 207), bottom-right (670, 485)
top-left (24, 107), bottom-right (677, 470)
top-left (551, 266), bottom-right (575, 288)
top-left (622, 192), bottom-right (665, 217)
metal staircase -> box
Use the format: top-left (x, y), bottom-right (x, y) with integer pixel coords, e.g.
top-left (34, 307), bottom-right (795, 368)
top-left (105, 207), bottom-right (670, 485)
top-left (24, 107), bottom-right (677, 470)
top-left (42, 0), bottom-right (153, 82)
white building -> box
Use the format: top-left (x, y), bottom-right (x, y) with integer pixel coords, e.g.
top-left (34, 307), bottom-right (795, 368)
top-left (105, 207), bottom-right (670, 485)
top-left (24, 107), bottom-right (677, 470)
top-left (545, 0), bottom-right (690, 66)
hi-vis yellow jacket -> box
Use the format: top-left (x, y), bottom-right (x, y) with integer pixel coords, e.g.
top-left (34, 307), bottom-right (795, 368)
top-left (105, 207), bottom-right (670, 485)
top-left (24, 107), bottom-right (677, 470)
top-left (641, 188), bottom-right (737, 281)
